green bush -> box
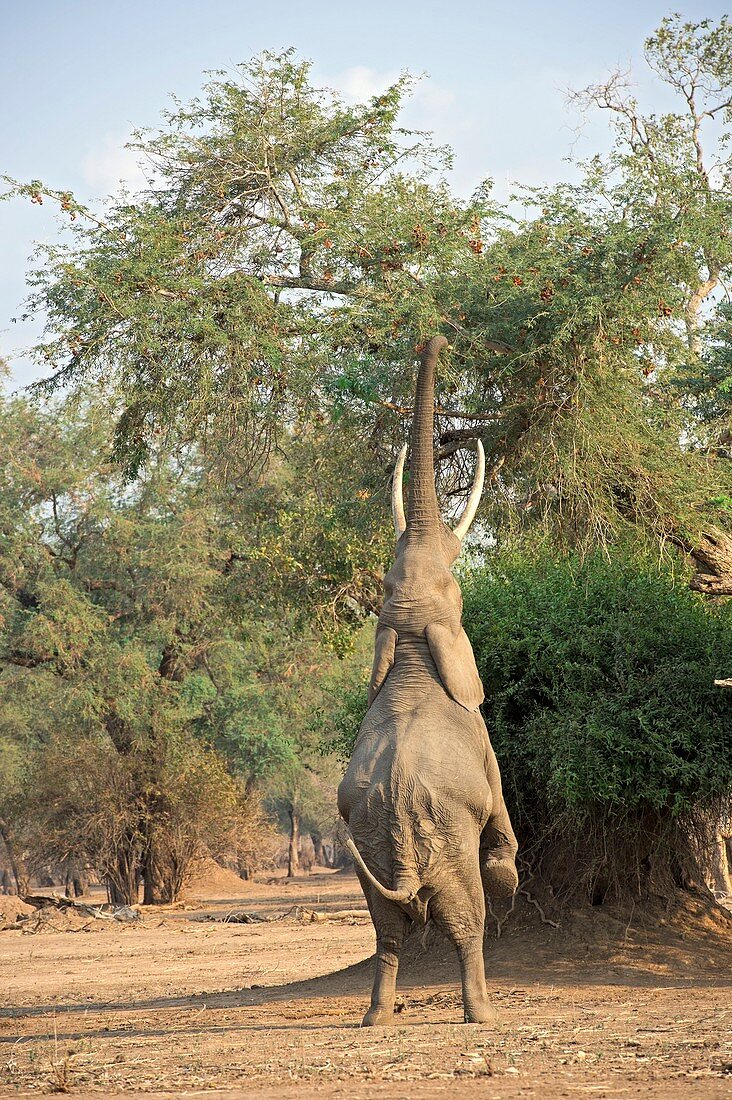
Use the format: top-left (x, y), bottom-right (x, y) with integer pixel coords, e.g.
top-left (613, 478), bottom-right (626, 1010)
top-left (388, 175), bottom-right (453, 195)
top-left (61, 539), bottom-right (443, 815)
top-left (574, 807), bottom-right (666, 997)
top-left (319, 675), bottom-right (370, 761)
top-left (463, 552), bottom-right (732, 899)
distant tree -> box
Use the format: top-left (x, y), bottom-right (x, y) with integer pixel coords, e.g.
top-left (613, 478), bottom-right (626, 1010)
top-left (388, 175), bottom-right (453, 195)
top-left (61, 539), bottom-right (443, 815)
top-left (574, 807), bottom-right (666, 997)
top-left (0, 394), bottom-right (277, 902)
top-left (258, 628), bottom-right (367, 876)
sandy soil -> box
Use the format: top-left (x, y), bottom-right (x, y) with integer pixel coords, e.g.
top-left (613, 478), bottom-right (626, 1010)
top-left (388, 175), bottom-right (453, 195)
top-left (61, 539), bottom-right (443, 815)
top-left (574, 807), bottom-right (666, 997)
top-left (0, 869), bottom-right (730, 1098)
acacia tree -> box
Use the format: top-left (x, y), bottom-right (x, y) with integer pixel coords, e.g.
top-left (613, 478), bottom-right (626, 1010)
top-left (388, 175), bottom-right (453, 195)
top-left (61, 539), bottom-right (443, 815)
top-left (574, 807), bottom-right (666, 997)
top-left (5, 20), bottom-right (732, 581)
top-left (8, 54), bottom-right (476, 466)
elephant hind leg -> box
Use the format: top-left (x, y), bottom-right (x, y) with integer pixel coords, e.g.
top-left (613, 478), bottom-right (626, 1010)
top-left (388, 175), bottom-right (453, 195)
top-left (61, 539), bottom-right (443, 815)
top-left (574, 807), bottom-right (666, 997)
top-left (360, 886), bottom-right (411, 1027)
top-left (481, 856), bottom-right (519, 900)
top-left (480, 815), bottom-right (519, 901)
top-left (455, 936), bottom-right (495, 1024)
top-left (429, 879), bottom-right (496, 1025)
top-left (481, 740), bottom-right (519, 900)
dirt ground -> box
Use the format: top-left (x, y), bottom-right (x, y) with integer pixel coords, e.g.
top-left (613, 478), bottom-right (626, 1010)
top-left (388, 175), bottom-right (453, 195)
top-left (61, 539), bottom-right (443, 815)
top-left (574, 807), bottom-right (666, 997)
top-left (0, 868), bottom-right (731, 1099)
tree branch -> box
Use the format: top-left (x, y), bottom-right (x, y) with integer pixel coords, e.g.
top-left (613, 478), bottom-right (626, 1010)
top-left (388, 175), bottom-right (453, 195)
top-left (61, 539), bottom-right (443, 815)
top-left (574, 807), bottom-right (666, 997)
top-left (376, 399), bottom-right (502, 421)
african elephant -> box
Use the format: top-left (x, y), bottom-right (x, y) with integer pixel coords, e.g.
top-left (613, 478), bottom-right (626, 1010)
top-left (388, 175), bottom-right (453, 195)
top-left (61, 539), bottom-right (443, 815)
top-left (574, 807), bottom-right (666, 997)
top-left (338, 335), bottom-right (518, 1026)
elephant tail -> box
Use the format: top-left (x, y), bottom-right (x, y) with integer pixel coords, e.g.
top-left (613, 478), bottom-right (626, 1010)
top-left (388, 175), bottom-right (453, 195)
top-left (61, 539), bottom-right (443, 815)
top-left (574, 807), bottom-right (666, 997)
top-left (338, 823), bottom-right (418, 905)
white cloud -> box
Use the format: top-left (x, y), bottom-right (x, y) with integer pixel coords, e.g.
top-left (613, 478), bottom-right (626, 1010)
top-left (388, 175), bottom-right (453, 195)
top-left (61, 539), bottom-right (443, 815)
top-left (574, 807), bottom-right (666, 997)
top-left (333, 64), bottom-right (455, 120)
top-left (81, 134), bottom-right (148, 198)
top-left (336, 65), bottom-right (401, 103)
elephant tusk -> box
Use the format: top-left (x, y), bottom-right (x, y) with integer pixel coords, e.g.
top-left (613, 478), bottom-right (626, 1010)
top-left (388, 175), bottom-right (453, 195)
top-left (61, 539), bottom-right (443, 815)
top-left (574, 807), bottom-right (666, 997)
top-left (391, 444), bottom-right (407, 538)
top-left (453, 439), bottom-right (485, 541)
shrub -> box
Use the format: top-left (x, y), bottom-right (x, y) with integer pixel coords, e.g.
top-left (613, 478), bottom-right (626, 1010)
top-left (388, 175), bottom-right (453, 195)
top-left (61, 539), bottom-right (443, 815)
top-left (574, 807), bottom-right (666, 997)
top-left (463, 552), bottom-right (732, 900)
top-left (20, 732), bottom-right (273, 904)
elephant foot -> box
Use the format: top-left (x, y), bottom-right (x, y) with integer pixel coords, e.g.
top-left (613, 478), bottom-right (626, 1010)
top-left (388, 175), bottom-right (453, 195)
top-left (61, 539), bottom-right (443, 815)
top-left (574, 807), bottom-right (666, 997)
top-left (483, 858), bottom-right (519, 899)
top-left (463, 999), bottom-right (498, 1024)
top-left (362, 1006), bottom-right (394, 1026)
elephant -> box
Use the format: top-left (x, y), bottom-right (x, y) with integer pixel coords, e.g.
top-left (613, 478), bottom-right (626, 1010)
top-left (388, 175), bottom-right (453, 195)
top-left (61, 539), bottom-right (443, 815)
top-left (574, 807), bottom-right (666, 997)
top-left (338, 335), bottom-right (519, 1026)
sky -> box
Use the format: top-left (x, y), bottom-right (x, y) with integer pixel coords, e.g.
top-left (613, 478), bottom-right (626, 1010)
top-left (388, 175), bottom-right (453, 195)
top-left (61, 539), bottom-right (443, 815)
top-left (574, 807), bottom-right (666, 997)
top-left (1, 0), bottom-right (727, 389)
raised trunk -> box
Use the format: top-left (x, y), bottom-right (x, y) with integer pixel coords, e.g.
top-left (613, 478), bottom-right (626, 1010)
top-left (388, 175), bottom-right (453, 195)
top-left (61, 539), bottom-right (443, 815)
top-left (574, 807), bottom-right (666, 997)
top-left (287, 807), bottom-right (300, 878)
top-left (407, 336), bottom-right (447, 534)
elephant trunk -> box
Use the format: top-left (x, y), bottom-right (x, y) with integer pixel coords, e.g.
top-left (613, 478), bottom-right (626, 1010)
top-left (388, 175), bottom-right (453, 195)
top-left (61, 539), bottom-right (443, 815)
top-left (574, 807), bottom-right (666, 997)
top-left (407, 336), bottom-right (447, 533)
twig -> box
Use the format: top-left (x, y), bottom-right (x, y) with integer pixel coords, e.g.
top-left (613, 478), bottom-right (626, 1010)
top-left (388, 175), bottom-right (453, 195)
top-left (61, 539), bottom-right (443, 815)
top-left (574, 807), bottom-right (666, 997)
top-left (377, 398), bottom-right (501, 421)
top-left (623, 900), bottom-right (635, 945)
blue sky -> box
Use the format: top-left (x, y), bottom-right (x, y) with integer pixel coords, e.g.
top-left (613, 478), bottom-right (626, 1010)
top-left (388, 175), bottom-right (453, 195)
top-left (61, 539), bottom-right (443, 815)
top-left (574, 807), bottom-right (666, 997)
top-left (1, 1), bottom-right (726, 387)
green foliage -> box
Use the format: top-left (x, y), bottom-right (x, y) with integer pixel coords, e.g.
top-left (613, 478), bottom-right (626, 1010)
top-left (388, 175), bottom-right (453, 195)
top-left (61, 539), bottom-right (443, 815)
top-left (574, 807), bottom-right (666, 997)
top-left (0, 392), bottom-right (317, 897)
top-left (7, 20), bottom-right (732, 563)
top-left (463, 551), bottom-right (732, 895)
top-left (312, 624), bottom-right (373, 761)
top-left (318, 674), bottom-right (370, 763)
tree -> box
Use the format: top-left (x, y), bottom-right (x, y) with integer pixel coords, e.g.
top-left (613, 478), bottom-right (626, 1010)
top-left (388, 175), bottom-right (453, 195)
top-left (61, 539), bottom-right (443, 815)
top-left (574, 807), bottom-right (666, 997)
top-left (8, 53), bottom-right (473, 467)
top-left (0, 393), bottom-right (275, 902)
top-left (7, 22), bottom-right (732, 582)
top-left (255, 624), bottom-right (367, 876)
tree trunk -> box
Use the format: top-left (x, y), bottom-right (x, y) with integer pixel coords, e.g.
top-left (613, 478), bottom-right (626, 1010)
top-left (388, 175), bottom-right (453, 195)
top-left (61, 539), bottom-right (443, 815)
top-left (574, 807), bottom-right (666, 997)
top-left (142, 853), bottom-right (165, 905)
top-left (0, 818), bottom-right (27, 896)
top-left (287, 807), bottom-right (300, 878)
top-left (65, 857), bottom-right (88, 899)
top-left (105, 833), bottom-right (140, 906)
top-left (709, 832), bottom-right (732, 898)
top-left (329, 835), bottom-right (350, 869)
top-left (142, 843), bottom-right (178, 905)
top-left (311, 829), bottom-right (325, 867)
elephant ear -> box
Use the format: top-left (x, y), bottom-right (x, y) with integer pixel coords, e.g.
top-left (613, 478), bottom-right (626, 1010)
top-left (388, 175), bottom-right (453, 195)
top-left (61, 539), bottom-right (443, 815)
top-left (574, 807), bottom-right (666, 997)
top-left (368, 624), bottom-right (398, 706)
top-left (425, 623), bottom-right (484, 712)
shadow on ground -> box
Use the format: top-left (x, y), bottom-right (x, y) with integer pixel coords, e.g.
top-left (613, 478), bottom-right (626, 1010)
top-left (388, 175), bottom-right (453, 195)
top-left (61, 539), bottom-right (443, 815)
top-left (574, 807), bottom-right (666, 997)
top-left (3, 889), bottom-right (731, 1032)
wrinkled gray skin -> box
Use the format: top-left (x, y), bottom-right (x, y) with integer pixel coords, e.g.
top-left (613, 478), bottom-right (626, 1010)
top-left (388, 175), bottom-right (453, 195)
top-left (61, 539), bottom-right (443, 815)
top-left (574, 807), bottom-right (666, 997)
top-left (338, 336), bottom-right (519, 1026)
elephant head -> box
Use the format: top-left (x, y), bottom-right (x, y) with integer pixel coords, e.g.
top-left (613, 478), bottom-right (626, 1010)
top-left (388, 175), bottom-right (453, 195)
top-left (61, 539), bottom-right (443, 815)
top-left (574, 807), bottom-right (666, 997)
top-left (369, 336), bottom-right (486, 712)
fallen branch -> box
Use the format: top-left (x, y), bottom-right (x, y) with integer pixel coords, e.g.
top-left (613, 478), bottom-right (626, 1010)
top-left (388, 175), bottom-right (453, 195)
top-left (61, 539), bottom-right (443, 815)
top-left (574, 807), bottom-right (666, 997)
top-left (221, 910), bottom-right (265, 924)
top-left (274, 905), bottom-right (370, 923)
top-left (307, 908), bottom-right (371, 922)
top-left (199, 904), bottom-right (370, 925)
top-left (22, 894), bottom-right (140, 922)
